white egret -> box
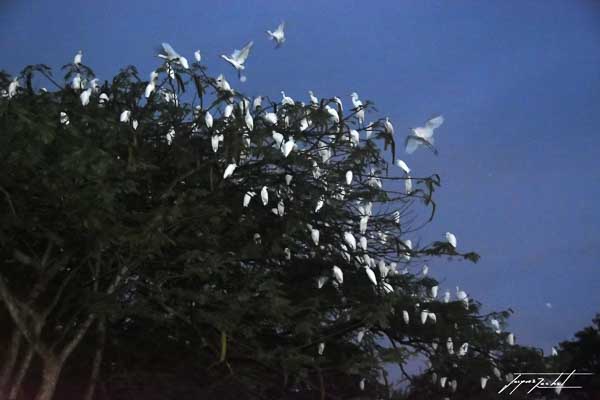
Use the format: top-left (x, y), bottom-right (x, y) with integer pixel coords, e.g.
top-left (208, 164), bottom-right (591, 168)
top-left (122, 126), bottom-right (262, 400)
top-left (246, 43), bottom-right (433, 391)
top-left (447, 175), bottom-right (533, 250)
top-left (299, 118), bottom-right (309, 131)
top-left (332, 265), bottom-right (344, 284)
top-left (253, 233), bottom-right (261, 245)
top-left (244, 112), bottom-right (254, 131)
top-left (458, 342), bottom-right (469, 356)
top-left (446, 232), bottom-right (457, 248)
top-left (223, 104), bottom-right (234, 118)
top-left (551, 346), bottom-right (558, 356)
top-left (215, 74), bottom-right (233, 94)
top-left (359, 378), bottom-right (365, 391)
top-left (493, 367), bottom-right (501, 379)
top-left (359, 236), bottom-right (367, 251)
top-left (272, 130), bottom-right (284, 147)
top-left (364, 266), bottom-right (377, 285)
top-left (382, 282), bottom-right (394, 293)
top-left (159, 42), bottom-right (189, 69)
top-left (260, 186), bottom-right (269, 206)
top-left (285, 174), bottom-right (293, 186)
top-left (344, 232), bottom-right (356, 251)
top-left (491, 319), bottom-right (501, 334)
top-left (450, 380), bottom-right (457, 393)
top-left (443, 290), bottom-right (451, 303)
top-left (80, 88), bottom-right (92, 106)
top-left (281, 91), bottom-right (294, 106)
top-left (325, 105), bottom-right (339, 124)
top-left (378, 260), bottom-right (388, 278)
top-left (223, 163), bottom-right (237, 179)
top-left (440, 377), bottom-right (447, 388)
top-left (507, 333), bottom-right (515, 346)
top-left (59, 112), bottom-right (70, 125)
top-left (315, 196), bottom-right (324, 213)
top-left (243, 191), bottom-right (255, 207)
top-left (384, 117), bottom-right (394, 136)
top-left (311, 228), bottom-right (320, 246)
top-left (317, 342), bottom-right (325, 355)
top-left (252, 96), bottom-right (262, 110)
top-left (406, 115), bottom-right (444, 154)
top-left (405, 176), bottom-right (413, 194)
top-left (221, 41), bottom-right (253, 79)
top-left (205, 111), bottom-right (213, 128)
top-left (282, 136), bottom-right (295, 157)
top-left (211, 135), bottom-right (219, 153)
top-left (432, 340), bottom-right (439, 350)
top-left (431, 285), bottom-right (438, 298)
top-left (284, 247), bottom-right (291, 260)
top-left (194, 50), bottom-right (201, 62)
top-left (422, 265), bottom-right (429, 276)
top-left (420, 310), bottom-right (428, 325)
top-left (345, 170), bottom-right (353, 185)
top-left (165, 126), bottom-right (176, 145)
top-left (89, 78), bottom-right (100, 93)
top-left (71, 73), bottom-right (82, 90)
top-left (350, 92), bottom-right (364, 125)
top-left (357, 330), bottom-right (365, 343)
top-left (359, 216), bottom-right (369, 234)
top-left (481, 376), bottom-right (489, 389)
top-left (73, 50), bottom-right (82, 65)
top-left (120, 110), bottom-right (131, 123)
top-left (317, 276), bottom-right (328, 289)
top-left (349, 129), bottom-right (359, 146)
top-left (428, 312), bottom-right (437, 324)
top-left (396, 159), bottom-right (411, 175)
top-left (266, 22), bottom-right (286, 47)
top-left (7, 77), bottom-right (19, 98)
top-left (308, 90), bottom-right (318, 107)
top-left (99, 93), bottom-right (109, 105)
top-left (447, 337), bottom-right (454, 354)
top-left (263, 112), bottom-right (278, 125)
top-left (456, 287), bottom-right (468, 307)
top-left (365, 122), bottom-right (375, 139)
top-left (402, 310), bottom-right (410, 324)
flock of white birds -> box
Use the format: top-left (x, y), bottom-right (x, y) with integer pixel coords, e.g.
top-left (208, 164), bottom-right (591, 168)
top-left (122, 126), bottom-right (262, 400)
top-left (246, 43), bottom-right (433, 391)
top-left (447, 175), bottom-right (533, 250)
top-left (2, 20), bottom-right (552, 394)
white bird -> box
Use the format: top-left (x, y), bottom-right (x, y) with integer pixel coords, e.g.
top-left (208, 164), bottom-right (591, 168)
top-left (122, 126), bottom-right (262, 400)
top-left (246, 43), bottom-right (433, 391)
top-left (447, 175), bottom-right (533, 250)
top-left (382, 282), bottom-right (394, 294)
top-left (378, 260), bottom-right (389, 278)
top-left (253, 233), bottom-right (261, 245)
top-left (325, 105), bottom-right (339, 124)
top-left (80, 88), bottom-right (92, 106)
top-left (159, 42), bottom-right (189, 69)
top-left (349, 129), bottom-right (360, 146)
top-left (383, 117), bottom-right (394, 136)
top-left (205, 111), bottom-right (213, 128)
top-left (73, 50), bottom-right (83, 65)
top-left (315, 196), bottom-right (324, 213)
top-left (507, 333), bottom-right (515, 346)
top-left (145, 71), bottom-right (158, 98)
top-left (491, 319), bottom-right (501, 334)
top-left (359, 378), bottom-right (365, 391)
top-left (345, 171), bottom-right (353, 186)
top-left (481, 376), bottom-right (489, 389)
top-left (443, 290), bottom-right (451, 303)
top-left (223, 163), bottom-right (237, 179)
top-left (332, 265), bottom-right (344, 284)
top-left (281, 91), bottom-right (294, 106)
top-left (317, 276), bottom-right (328, 289)
top-left (272, 130), bottom-right (284, 147)
top-left (223, 104), bottom-right (234, 118)
top-left (420, 310), bottom-right (429, 324)
top-left (396, 159), bottom-right (411, 175)
top-left (344, 232), bottom-right (356, 251)
top-left (211, 135), bottom-right (219, 153)
top-left (194, 50), bottom-right (201, 62)
top-left (99, 93), bottom-right (109, 105)
top-left (359, 216), bottom-right (369, 235)
top-left (277, 200), bottom-right (285, 216)
top-left (402, 310), bottom-right (410, 324)
top-left (456, 287), bottom-right (468, 307)
top-left (263, 112), bottom-right (278, 126)
top-left (285, 174), bottom-right (293, 186)
top-left (428, 312), bottom-right (437, 323)
top-left (364, 266), bottom-right (377, 285)
top-left (440, 377), bottom-right (447, 388)
top-left (59, 111), bottom-right (70, 126)
top-left (493, 367), bottom-right (502, 379)
top-left (266, 22), bottom-right (286, 47)
top-left (359, 236), bottom-right (367, 251)
top-left (133, 119), bottom-right (139, 130)
top-left (311, 228), bottom-right (320, 246)
top-left (71, 73), bottom-right (82, 90)
top-left (446, 338), bottom-right (454, 354)
top-left (308, 90), bottom-right (318, 107)
top-left (551, 346), bottom-right (558, 356)
top-left (445, 232), bottom-right (457, 248)
top-left (215, 74), bottom-right (233, 94)
top-left (260, 186), bottom-right (269, 206)
top-left (284, 247), bottom-right (291, 260)
top-left (299, 118), bottom-right (309, 131)
top-left (350, 92), bottom-right (364, 125)
top-left (405, 176), bottom-right (413, 194)
top-left (450, 380), bottom-right (458, 393)
top-left (422, 265), bottom-right (429, 276)
top-left (120, 110), bottom-right (131, 123)
top-left (401, 239), bottom-right (412, 261)
top-left (431, 286), bottom-right (438, 298)
top-left (245, 112), bottom-right (254, 131)
top-left (252, 96), bottom-right (262, 110)
top-left (458, 342), bottom-right (469, 356)
top-left (357, 330), bottom-right (365, 343)
top-left (317, 342), bottom-right (325, 355)
top-left (406, 115), bottom-right (444, 154)
top-left (221, 41), bottom-right (254, 79)
top-left (243, 191), bottom-right (255, 207)
top-left (282, 136), bottom-right (295, 157)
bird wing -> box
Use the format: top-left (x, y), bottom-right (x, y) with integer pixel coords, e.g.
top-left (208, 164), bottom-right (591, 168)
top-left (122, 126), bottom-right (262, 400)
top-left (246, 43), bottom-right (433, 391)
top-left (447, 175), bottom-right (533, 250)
top-left (426, 115), bottom-right (444, 130)
top-left (161, 43), bottom-right (179, 59)
top-left (275, 22), bottom-right (285, 35)
top-left (234, 41), bottom-right (254, 63)
top-left (405, 135), bottom-right (438, 155)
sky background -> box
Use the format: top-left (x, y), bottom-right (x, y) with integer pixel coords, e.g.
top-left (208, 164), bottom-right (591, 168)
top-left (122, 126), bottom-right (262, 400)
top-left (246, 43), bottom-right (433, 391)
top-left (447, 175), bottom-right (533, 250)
top-left (1, 0), bottom-right (599, 368)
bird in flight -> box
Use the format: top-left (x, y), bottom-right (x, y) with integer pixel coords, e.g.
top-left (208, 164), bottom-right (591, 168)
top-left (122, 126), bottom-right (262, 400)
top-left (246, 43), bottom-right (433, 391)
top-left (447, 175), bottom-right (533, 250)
top-left (221, 41), bottom-right (254, 80)
top-left (267, 22), bottom-right (286, 48)
top-left (405, 115), bottom-right (444, 155)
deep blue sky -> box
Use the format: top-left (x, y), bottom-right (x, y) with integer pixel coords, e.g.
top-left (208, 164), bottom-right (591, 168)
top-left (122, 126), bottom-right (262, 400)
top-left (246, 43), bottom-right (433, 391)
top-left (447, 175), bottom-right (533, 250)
top-left (2, 1), bottom-right (599, 355)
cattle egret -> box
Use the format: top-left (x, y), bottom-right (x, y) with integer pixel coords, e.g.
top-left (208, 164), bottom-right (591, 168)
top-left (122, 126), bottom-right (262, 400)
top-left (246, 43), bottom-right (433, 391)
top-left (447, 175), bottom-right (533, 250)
top-left (422, 265), bottom-right (429, 276)
top-left (350, 129), bottom-right (360, 146)
top-left (311, 228), bottom-right (320, 246)
top-left (432, 340), bottom-right (439, 350)
top-left (317, 276), bottom-right (328, 289)
top-left (359, 378), bottom-right (365, 391)
top-left (315, 196), bottom-right (324, 213)
top-left (396, 159), bottom-right (410, 174)
top-left (450, 380), bottom-right (457, 393)
top-left (60, 112), bottom-right (70, 125)
top-left (317, 342), bottom-right (325, 355)
top-left (215, 74), bottom-right (233, 93)
top-left (420, 310), bottom-right (428, 324)
top-left (194, 50), bottom-right (201, 62)
top-left (299, 118), bottom-right (309, 131)
top-left (359, 216), bottom-right (369, 234)
top-left (308, 90), bottom-right (318, 106)
top-left (406, 115), bottom-right (444, 154)
top-left (73, 50), bottom-right (82, 65)
top-left (405, 176), bottom-right (413, 194)
top-left (276, 200), bottom-right (284, 216)
top-left (364, 266), bottom-right (377, 285)
top-left (211, 135), bottom-right (219, 153)
top-left (332, 265), bottom-right (344, 284)
top-left (7, 78), bottom-right (19, 98)
top-left (205, 111), bottom-right (213, 128)
top-left (223, 163), bottom-right (237, 179)
top-left (221, 41), bottom-right (253, 78)
top-left (145, 81), bottom-right (156, 98)
top-left (165, 126), bottom-right (176, 145)
top-left (481, 376), bottom-right (489, 389)
top-left (384, 117), bottom-right (394, 135)
top-left (365, 122), bottom-right (375, 139)
top-left (491, 319), bottom-right (501, 334)
top-left (350, 92), bottom-right (364, 125)
top-left (223, 104), bottom-right (234, 118)
top-left (284, 247), bottom-right (291, 260)
top-left (333, 96), bottom-right (343, 111)
top-left (447, 337), bottom-right (454, 354)
top-left (282, 136), bottom-right (295, 157)
top-left (120, 110), bottom-right (131, 123)
top-left (428, 312), bottom-right (437, 323)
top-left (243, 191), bottom-right (255, 207)
top-left (382, 282), bottom-right (394, 294)
top-left (458, 342), bottom-right (469, 356)
top-left (440, 377), bottom-right (447, 388)
top-left (493, 367), bottom-right (502, 379)
top-left (344, 232), bottom-right (356, 251)
top-left (431, 286), bottom-right (438, 298)
top-left (285, 174), bottom-right (293, 186)
top-left (252, 96), bottom-right (262, 110)
top-left (507, 333), bottom-right (515, 346)
top-left (266, 22), bottom-right (286, 47)
top-left (264, 112), bottom-right (278, 126)
top-left (159, 42), bottom-right (189, 69)
top-left (357, 330), bottom-right (365, 343)
top-left (359, 236), bottom-right (367, 251)
top-left (325, 105), bottom-right (339, 124)
top-left (71, 73), bottom-right (82, 90)
top-left (402, 310), bottom-right (410, 324)
top-left (260, 186), bottom-right (269, 206)
top-left (242, 113), bottom-right (253, 132)
top-left (446, 232), bottom-right (457, 248)
top-left (281, 91), bottom-right (294, 106)
top-left (253, 233), bottom-right (261, 245)
top-left (443, 290), bottom-right (451, 303)
top-left (80, 88), bottom-right (92, 106)
top-left (551, 346), bottom-right (558, 356)
top-left (99, 93), bottom-right (109, 105)
top-left (345, 170), bottom-right (353, 185)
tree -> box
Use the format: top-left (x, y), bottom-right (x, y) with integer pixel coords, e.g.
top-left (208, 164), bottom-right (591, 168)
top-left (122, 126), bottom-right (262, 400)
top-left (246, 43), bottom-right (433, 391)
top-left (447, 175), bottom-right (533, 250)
top-left (1, 47), bottom-right (528, 400)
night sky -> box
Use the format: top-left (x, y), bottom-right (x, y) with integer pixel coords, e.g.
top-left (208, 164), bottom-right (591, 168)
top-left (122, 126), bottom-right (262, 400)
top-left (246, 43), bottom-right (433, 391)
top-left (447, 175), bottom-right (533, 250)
top-left (2, 0), bottom-right (599, 360)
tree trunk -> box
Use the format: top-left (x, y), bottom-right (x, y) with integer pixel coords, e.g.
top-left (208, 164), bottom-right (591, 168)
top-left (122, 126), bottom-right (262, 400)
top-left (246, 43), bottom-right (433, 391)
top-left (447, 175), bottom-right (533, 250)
top-left (0, 330), bottom-right (21, 395)
top-left (8, 346), bottom-right (34, 400)
top-left (83, 319), bottom-right (106, 400)
top-left (34, 357), bottom-right (63, 400)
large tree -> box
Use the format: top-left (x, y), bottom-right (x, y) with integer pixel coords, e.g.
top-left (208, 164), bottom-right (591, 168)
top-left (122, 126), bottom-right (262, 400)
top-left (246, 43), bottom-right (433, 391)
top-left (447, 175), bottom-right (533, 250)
top-left (1, 47), bottom-right (527, 400)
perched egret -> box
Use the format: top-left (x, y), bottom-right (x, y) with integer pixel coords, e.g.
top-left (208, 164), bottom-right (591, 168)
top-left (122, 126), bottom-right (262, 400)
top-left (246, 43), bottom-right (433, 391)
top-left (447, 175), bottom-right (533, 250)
top-left (551, 346), bottom-right (558, 356)
top-left (272, 130), bottom-right (284, 148)
top-left (308, 90), bottom-right (318, 107)
top-left (120, 110), bottom-right (131, 123)
top-left (311, 228), bottom-right (320, 246)
top-left (359, 216), bottom-right (369, 234)
top-left (223, 163), bottom-right (237, 179)
top-left (344, 232), bottom-right (356, 251)
top-left (281, 91), bottom-right (294, 106)
top-left (252, 96), bottom-right (262, 110)
top-left (382, 282), bottom-right (394, 294)
top-left (215, 74), bottom-right (233, 93)
top-left (365, 122), bottom-right (375, 139)
top-left (223, 104), bottom-right (234, 118)
top-left (266, 21), bottom-right (286, 47)
top-left (446, 232), bottom-right (457, 248)
top-left (440, 377), bottom-right (447, 388)
top-left (159, 42), bottom-right (189, 69)
top-left (456, 287), bottom-right (469, 307)
top-left (481, 376), bottom-right (489, 389)
top-left (60, 112), bottom-right (70, 125)
top-left (357, 330), bottom-right (365, 343)
top-left (211, 135), bottom-right (219, 152)
top-left (145, 71), bottom-right (159, 98)
top-left (71, 73), bottom-right (82, 90)
top-left (166, 128), bottom-right (174, 145)
top-left (405, 176), bottom-right (413, 194)
top-left (350, 92), bottom-right (364, 125)
top-left (447, 338), bottom-right (454, 354)
top-left (285, 174), bottom-right (293, 186)
top-left (359, 236), bottom-right (367, 251)
top-left (431, 285), bottom-right (438, 298)
top-left (443, 290), bottom-right (451, 303)
top-left (284, 247), bottom-right (291, 260)
top-left (349, 129), bottom-right (359, 146)
top-left (428, 312), bottom-right (437, 323)
top-left (205, 111), bottom-right (213, 128)
top-left (325, 105), bottom-right (339, 124)
top-left (332, 265), bottom-right (344, 284)
top-left (73, 50), bottom-right (83, 65)
top-left (221, 41), bottom-right (253, 79)
top-left (396, 159), bottom-right (411, 174)
top-left (422, 265), bottom-right (429, 276)
top-left (364, 266), bottom-right (377, 285)
top-left (491, 319), bottom-right (501, 334)
top-left (80, 88), bottom-right (92, 106)
top-left (132, 119), bottom-right (139, 130)
top-left (317, 276), bottom-right (328, 289)
top-left (282, 136), bottom-right (295, 157)
top-left (345, 170), bottom-right (353, 185)
top-left (317, 342), bottom-right (325, 355)
top-left (7, 77), bottom-right (19, 99)
top-left (99, 93), bottom-right (109, 105)
top-left (359, 378), bottom-right (365, 391)
top-left (493, 367), bottom-right (502, 379)
top-left (263, 112), bottom-right (278, 126)
top-left (243, 191), bottom-right (255, 207)
top-left (299, 118), bottom-right (309, 131)
top-left (244, 112), bottom-right (254, 131)
top-left (315, 196), bottom-right (324, 213)
top-left (402, 310), bottom-right (410, 324)
top-left (260, 186), bottom-right (269, 206)
top-left (420, 310), bottom-right (428, 325)
top-left (507, 333), bottom-right (515, 346)
top-left (194, 50), bottom-right (201, 62)
top-left (450, 380), bottom-right (458, 393)
top-left (406, 115), bottom-right (444, 154)
top-left (384, 117), bottom-right (394, 136)
top-left (458, 342), bottom-right (469, 356)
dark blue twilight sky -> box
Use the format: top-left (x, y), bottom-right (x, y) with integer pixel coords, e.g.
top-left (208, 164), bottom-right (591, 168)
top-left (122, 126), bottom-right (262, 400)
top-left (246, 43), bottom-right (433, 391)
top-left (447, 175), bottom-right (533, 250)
top-left (1, 1), bottom-right (599, 355)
